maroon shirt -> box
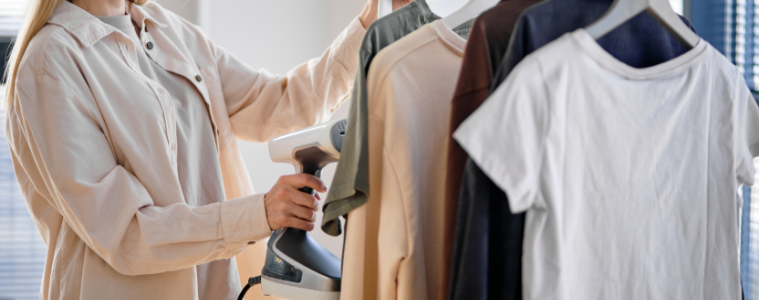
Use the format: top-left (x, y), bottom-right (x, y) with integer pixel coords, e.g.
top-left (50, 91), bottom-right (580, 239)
top-left (440, 1), bottom-right (543, 298)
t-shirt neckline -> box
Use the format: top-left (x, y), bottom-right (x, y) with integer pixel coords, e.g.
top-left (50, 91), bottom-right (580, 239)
top-left (96, 13), bottom-right (138, 38)
top-left (429, 20), bottom-right (467, 55)
top-left (571, 28), bottom-right (709, 79)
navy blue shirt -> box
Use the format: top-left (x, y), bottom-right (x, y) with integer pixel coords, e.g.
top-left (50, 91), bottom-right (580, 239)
top-left (492, 0), bottom-right (694, 90)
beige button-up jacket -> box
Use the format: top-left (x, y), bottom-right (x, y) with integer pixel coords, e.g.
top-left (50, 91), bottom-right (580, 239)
top-left (5, 1), bottom-right (364, 299)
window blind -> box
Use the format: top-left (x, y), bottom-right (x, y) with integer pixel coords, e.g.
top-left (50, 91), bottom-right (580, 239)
top-left (732, 0), bottom-right (757, 90)
top-left (689, 2), bottom-right (759, 299)
top-left (690, 0), bottom-right (758, 89)
top-left (1, 0), bottom-right (27, 82)
top-left (0, 86), bottom-right (46, 300)
top-left (741, 163), bottom-right (759, 300)
top-left (0, 0), bottom-right (29, 37)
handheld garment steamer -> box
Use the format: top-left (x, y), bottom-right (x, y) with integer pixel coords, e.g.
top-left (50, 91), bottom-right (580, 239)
top-left (238, 119), bottom-right (347, 300)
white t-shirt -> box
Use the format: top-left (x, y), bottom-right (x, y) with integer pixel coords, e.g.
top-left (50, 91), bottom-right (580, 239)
top-left (454, 29), bottom-right (759, 300)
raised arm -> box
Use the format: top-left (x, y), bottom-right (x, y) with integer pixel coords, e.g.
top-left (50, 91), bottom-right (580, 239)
top-left (215, 19), bottom-right (365, 143)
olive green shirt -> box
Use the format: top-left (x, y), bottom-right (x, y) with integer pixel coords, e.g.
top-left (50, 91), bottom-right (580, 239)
top-left (322, 0), bottom-right (472, 236)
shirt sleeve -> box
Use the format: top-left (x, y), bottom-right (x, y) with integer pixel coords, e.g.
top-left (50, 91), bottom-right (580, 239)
top-left (734, 72), bottom-right (759, 186)
top-left (453, 59), bottom-right (550, 214)
top-left (214, 18), bottom-right (366, 143)
top-left (8, 73), bottom-right (270, 276)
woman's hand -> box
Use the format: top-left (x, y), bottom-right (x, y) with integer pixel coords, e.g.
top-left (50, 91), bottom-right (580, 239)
top-left (358, 0), bottom-right (415, 28)
top-left (264, 174), bottom-right (327, 231)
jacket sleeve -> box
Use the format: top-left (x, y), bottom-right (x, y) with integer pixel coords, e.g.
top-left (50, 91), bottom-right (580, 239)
top-left (214, 18), bottom-right (365, 143)
top-left (8, 73), bottom-right (271, 276)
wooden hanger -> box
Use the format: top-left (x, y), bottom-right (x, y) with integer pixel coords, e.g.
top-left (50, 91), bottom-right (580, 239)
top-left (585, 0), bottom-right (699, 49)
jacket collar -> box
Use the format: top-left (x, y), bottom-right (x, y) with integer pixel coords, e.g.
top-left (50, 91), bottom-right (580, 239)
top-left (127, 1), bottom-right (168, 32)
top-left (48, 1), bottom-right (167, 48)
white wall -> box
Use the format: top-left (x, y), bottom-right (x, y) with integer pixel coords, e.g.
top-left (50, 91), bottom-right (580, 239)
top-left (155, 0), bottom-right (366, 258)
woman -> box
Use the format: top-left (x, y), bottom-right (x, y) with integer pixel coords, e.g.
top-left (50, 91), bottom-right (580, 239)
top-left (3, 0), bottom-right (407, 298)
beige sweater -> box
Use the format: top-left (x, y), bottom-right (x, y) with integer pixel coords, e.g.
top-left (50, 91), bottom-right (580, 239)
top-left (341, 20), bottom-right (466, 300)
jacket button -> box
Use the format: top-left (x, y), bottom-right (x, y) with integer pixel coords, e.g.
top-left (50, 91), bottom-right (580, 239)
top-left (216, 129), bottom-right (220, 135)
top-left (146, 42), bottom-right (153, 50)
top-left (195, 75), bottom-right (202, 82)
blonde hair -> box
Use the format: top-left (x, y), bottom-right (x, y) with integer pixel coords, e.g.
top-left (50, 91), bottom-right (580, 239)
top-left (3, 0), bottom-right (150, 110)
